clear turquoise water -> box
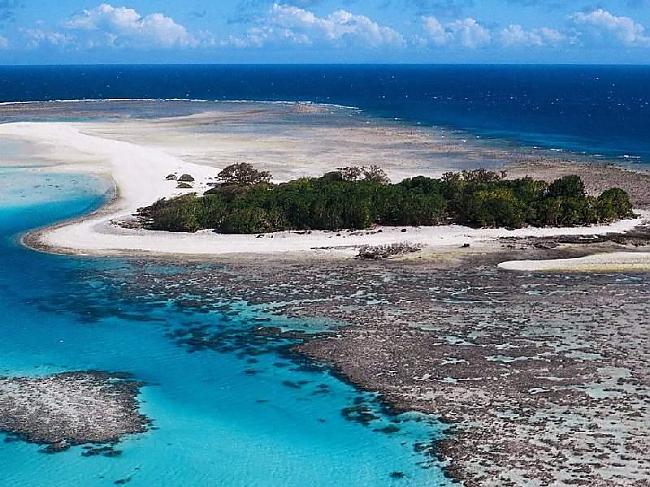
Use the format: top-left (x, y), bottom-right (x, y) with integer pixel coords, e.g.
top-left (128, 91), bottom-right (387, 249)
top-left (0, 170), bottom-right (450, 486)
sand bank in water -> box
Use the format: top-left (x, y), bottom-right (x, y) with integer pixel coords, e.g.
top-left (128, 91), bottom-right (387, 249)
top-left (0, 118), bottom-right (647, 258)
top-left (499, 251), bottom-right (650, 272)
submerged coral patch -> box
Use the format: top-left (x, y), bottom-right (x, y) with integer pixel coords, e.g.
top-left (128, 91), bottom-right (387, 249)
top-left (0, 371), bottom-right (149, 453)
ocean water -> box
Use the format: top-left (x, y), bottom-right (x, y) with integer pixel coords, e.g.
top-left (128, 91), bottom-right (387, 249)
top-left (0, 170), bottom-right (449, 485)
top-left (1, 64), bottom-right (647, 485)
top-left (0, 65), bottom-right (649, 162)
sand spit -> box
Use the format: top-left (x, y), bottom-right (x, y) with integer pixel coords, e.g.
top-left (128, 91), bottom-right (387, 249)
top-left (499, 251), bottom-right (650, 272)
top-left (26, 216), bottom-right (650, 259)
top-left (0, 371), bottom-right (149, 453)
top-left (496, 160), bottom-right (650, 273)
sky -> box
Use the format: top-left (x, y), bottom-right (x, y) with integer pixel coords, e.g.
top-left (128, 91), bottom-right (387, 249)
top-left (0, 0), bottom-right (649, 64)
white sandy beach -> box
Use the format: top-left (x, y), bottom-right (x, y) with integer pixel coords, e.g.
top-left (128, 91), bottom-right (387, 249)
top-left (0, 115), bottom-right (648, 260)
top-left (498, 252), bottom-right (650, 272)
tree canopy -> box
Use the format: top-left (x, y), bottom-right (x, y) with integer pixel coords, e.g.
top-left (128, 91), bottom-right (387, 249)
top-left (137, 167), bottom-right (635, 234)
top-left (333, 165), bottom-right (391, 184)
top-left (216, 163), bottom-right (272, 187)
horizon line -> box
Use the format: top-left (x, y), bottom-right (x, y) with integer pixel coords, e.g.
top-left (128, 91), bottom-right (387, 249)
top-left (1, 62), bottom-right (650, 68)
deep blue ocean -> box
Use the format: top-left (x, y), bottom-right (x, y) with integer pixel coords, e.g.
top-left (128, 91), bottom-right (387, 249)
top-left (1, 64), bottom-right (649, 162)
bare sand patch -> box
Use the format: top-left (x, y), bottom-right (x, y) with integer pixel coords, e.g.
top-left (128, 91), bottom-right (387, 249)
top-left (499, 251), bottom-right (650, 272)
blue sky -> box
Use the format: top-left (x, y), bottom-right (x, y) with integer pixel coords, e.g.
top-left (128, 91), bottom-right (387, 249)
top-left (1, 0), bottom-right (649, 63)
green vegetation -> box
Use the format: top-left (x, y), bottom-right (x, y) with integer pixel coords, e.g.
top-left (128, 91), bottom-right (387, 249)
top-left (215, 162), bottom-right (272, 186)
top-left (137, 165), bottom-right (634, 234)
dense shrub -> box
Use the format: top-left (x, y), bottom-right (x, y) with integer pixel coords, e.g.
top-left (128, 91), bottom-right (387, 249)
top-left (138, 194), bottom-right (201, 232)
top-left (596, 188), bottom-right (634, 222)
top-left (462, 188), bottom-right (525, 228)
top-left (217, 163), bottom-right (272, 186)
top-left (547, 175), bottom-right (585, 198)
top-left (137, 168), bottom-right (635, 234)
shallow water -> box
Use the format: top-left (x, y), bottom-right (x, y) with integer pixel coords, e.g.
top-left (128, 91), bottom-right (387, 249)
top-left (1, 65), bottom-right (649, 162)
top-left (0, 170), bottom-right (449, 485)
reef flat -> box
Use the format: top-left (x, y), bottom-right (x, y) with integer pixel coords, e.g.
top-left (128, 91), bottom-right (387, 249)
top-left (96, 236), bottom-right (650, 485)
top-left (0, 371), bottom-right (149, 453)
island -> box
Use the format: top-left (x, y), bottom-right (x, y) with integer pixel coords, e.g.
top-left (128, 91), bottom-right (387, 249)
top-left (0, 104), bottom-right (646, 265)
top-left (137, 163), bottom-right (634, 237)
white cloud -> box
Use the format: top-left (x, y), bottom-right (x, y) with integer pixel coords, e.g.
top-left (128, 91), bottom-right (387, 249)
top-left (422, 16), bottom-right (450, 46)
top-left (500, 24), bottom-right (565, 47)
top-left (422, 16), bottom-right (490, 48)
top-left (22, 28), bottom-right (73, 48)
top-left (572, 9), bottom-right (650, 47)
top-left (230, 3), bottom-right (405, 48)
top-left (65, 3), bottom-right (198, 48)
top-left (0, 34), bottom-right (8, 49)
top-left (448, 18), bottom-right (491, 48)
top-left (423, 16), bottom-right (568, 49)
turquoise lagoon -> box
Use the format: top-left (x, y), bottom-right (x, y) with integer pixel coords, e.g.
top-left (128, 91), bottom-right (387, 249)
top-left (0, 169), bottom-right (450, 486)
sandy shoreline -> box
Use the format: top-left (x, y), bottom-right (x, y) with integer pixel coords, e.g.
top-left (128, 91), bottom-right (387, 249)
top-left (0, 115), bottom-right (649, 266)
